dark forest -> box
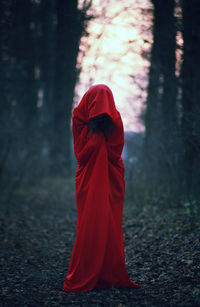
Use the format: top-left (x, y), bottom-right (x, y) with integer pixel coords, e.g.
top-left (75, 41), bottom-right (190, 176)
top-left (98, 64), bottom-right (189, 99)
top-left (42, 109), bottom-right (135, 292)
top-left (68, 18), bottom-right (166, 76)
top-left (1, 0), bottom-right (200, 305)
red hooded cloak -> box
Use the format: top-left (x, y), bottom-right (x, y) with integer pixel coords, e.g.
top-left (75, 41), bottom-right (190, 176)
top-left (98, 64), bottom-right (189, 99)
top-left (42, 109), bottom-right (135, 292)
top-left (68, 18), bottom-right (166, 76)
top-left (62, 84), bottom-right (140, 292)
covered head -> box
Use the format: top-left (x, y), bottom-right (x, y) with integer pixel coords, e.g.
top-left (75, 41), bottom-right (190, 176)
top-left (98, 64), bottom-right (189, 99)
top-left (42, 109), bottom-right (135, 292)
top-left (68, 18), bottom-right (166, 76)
top-left (74, 84), bottom-right (119, 122)
top-left (87, 84), bottom-right (119, 120)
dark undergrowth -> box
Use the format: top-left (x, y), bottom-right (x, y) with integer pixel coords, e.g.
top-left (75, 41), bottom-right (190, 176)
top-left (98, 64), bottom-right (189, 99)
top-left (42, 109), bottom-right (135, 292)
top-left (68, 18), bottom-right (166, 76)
top-left (0, 177), bottom-right (200, 306)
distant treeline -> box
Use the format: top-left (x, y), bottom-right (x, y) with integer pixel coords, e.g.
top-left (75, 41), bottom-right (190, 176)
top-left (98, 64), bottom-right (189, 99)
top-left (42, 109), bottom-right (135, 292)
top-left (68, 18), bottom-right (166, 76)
top-left (1, 0), bottom-right (200, 203)
top-left (0, 0), bottom-right (91, 198)
top-left (144, 0), bottom-right (200, 201)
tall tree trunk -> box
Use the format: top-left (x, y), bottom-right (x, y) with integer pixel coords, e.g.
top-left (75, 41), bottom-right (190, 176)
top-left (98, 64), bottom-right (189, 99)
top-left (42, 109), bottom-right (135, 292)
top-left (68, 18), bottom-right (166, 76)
top-left (159, 0), bottom-right (178, 186)
top-left (0, 0), bottom-right (13, 192)
top-left (11, 0), bottom-right (39, 182)
top-left (39, 0), bottom-right (56, 175)
top-left (145, 0), bottom-right (162, 147)
top-left (51, 0), bottom-right (83, 175)
top-left (145, 0), bottom-right (178, 194)
top-left (0, 0), bottom-right (39, 196)
top-left (181, 0), bottom-right (200, 199)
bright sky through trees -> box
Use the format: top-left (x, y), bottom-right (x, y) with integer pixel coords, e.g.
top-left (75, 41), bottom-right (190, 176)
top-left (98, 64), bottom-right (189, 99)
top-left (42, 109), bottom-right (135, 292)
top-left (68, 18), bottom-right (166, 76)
top-left (76, 0), bottom-right (153, 131)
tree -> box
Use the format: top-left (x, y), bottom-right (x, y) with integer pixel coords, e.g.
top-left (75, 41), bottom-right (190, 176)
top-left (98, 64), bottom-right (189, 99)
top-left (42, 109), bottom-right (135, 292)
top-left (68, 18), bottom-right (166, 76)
top-left (0, 0), bottom-right (13, 192)
top-left (0, 0), bottom-right (92, 199)
top-left (51, 0), bottom-right (85, 175)
top-left (181, 0), bottom-right (200, 199)
top-left (39, 0), bottom-right (56, 174)
top-left (0, 0), bottom-right (39, 197)
top-left (144, 0), bottom-right (179, 194)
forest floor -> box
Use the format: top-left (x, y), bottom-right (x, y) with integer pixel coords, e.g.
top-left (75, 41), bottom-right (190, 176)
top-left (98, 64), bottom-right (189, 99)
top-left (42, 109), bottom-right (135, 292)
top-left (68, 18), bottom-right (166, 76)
top-left (0, 177), bottom-right (200, 307)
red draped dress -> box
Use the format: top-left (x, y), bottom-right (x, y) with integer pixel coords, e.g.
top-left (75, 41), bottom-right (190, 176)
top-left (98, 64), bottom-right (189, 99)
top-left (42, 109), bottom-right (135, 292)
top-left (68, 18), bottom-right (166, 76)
top-left (62, 84), bottom-right (140, 292)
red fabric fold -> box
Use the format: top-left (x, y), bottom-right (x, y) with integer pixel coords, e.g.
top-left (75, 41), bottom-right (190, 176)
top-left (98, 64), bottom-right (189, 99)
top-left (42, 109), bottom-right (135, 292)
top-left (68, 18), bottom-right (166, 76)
top-left (63, 84), bottom-right (140, 292)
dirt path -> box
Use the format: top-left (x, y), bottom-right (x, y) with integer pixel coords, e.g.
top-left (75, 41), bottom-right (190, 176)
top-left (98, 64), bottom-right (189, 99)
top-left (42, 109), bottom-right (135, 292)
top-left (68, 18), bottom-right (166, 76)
top-left (0, 178), bottom-right (200, 306)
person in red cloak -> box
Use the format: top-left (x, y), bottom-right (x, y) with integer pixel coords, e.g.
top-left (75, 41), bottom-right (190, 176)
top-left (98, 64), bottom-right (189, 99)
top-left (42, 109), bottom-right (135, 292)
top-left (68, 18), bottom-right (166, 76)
top-left (62, 84), bottom-right (140, 292)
